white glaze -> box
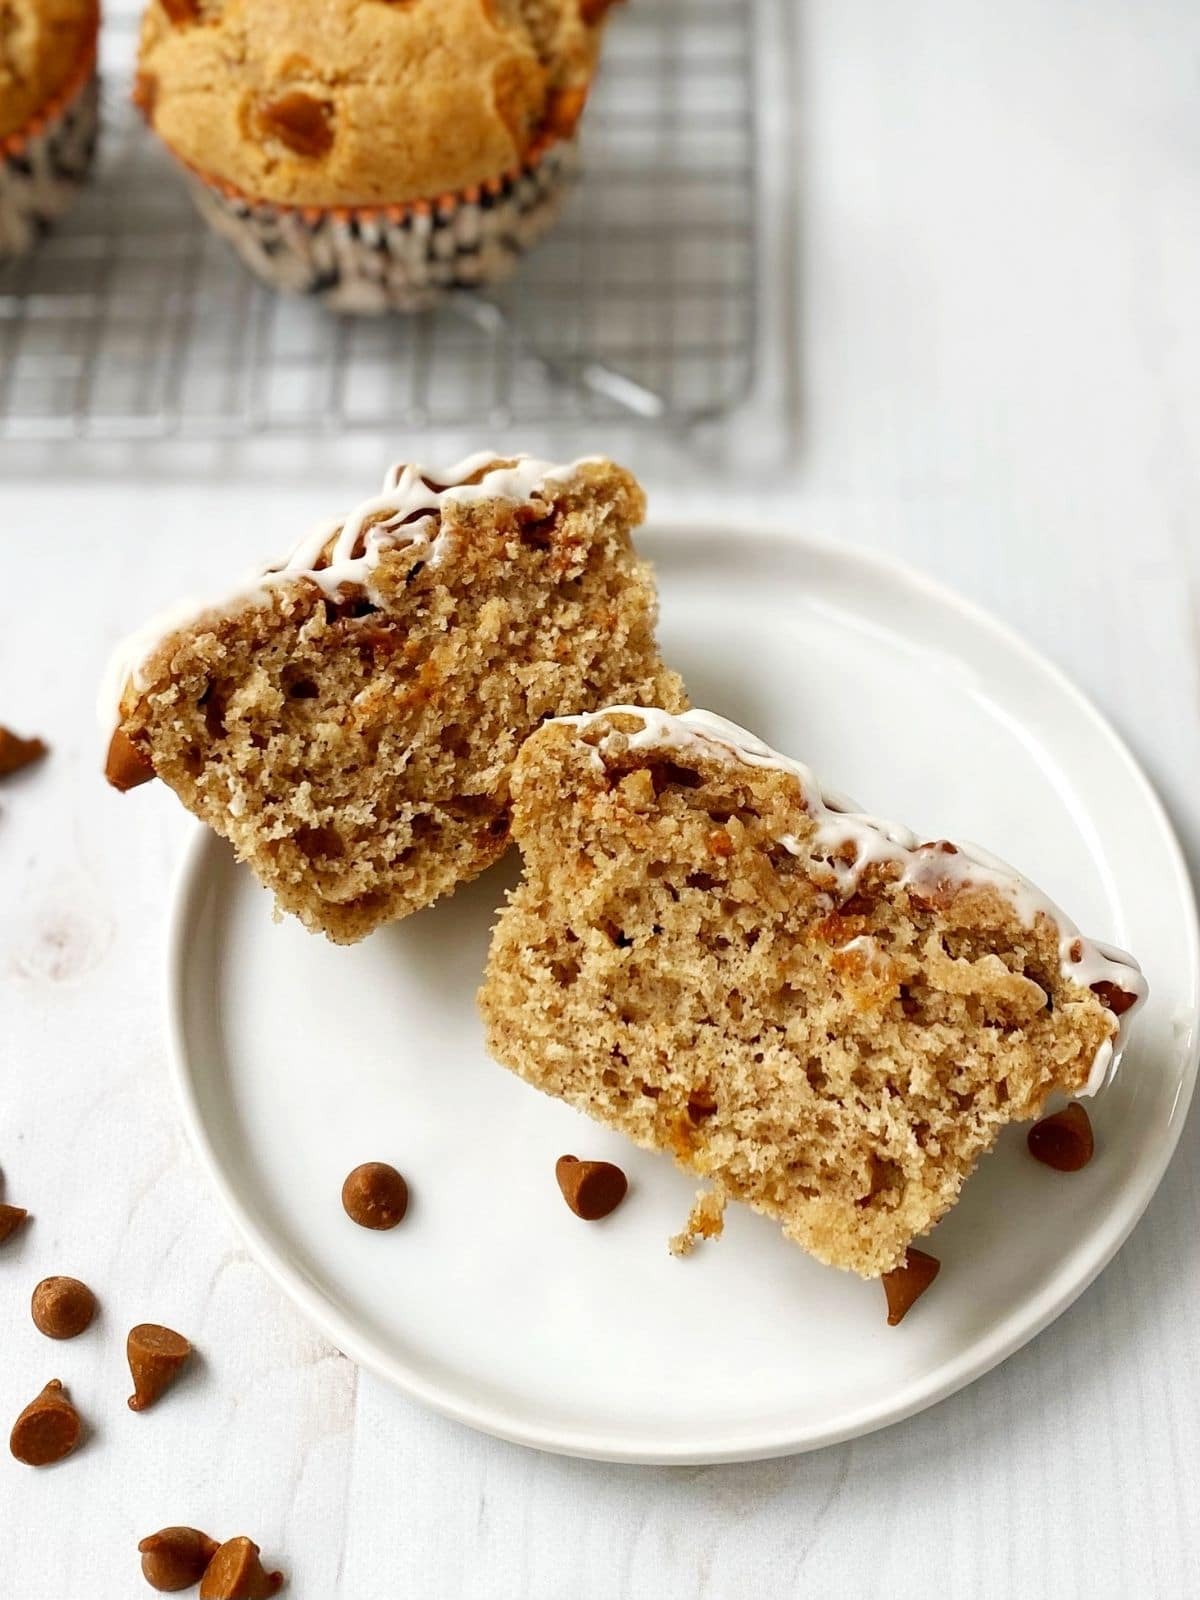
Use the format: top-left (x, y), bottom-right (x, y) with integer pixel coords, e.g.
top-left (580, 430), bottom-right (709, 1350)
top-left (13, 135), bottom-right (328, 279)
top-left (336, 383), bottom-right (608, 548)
top-left (99, 453), bottom-right (598, 731)
top-left (555, 705), bottom-right (1148, 1096)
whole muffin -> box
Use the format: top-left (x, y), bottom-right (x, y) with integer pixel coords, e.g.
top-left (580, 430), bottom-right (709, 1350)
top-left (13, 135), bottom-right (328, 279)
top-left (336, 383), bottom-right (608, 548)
top-left (135, 0), bottom-right (619, 312)
top-left (0, 0), bottom-right (100, 258)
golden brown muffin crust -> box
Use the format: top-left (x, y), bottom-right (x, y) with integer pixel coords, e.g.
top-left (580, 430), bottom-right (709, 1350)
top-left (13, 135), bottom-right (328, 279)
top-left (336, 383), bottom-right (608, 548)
top-left (0, 0), bottom-right (98, 142)
top-left (135, 0), bottom-right (616, 207)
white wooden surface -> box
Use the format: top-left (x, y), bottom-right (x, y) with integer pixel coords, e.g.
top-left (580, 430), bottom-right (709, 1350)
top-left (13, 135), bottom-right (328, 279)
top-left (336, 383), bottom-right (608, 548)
top-left (3, 1), bottom-right (1200, 1594)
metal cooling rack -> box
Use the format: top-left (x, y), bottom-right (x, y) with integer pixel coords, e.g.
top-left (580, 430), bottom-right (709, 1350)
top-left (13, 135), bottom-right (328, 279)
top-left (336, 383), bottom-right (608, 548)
top-left (0, 0), bottom-right (756, 439)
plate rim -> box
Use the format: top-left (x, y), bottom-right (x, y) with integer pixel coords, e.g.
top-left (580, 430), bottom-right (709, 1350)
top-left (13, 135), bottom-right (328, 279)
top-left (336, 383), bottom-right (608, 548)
top-left (163, 522), bottom-right (1200, 1465)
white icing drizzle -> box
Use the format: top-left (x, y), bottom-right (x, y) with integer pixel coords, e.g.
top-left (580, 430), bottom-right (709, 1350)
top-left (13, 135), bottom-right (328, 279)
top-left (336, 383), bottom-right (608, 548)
top-left (555, 706), bottom-right (1148, 1097)
top-left (99, 453), bottom-right (598, 732)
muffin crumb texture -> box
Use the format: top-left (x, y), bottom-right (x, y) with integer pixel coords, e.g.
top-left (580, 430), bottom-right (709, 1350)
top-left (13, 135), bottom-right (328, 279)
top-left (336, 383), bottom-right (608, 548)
top-left (112, 459), bottom-right (684, 943)
top-left (136, 0), bottom-right (618, 206)
top-left (480, 710), bottom-right (1132, 1277)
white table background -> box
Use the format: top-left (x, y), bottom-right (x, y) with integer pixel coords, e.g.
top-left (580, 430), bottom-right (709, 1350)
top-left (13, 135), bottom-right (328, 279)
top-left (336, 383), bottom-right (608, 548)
top-left (3, 1), bottom-right (1199, 1595)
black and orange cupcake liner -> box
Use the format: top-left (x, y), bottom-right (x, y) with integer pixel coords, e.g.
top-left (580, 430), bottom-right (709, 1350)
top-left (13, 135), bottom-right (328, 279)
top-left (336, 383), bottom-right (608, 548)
top-left (179, 134), bottom-right (577, 315)
top-left (0, 36), bottom-right (99, 259)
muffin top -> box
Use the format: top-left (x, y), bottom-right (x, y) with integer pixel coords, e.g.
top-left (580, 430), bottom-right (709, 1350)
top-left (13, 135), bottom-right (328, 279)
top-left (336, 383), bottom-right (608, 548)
top-left (135, 0), bottom-right (619, 209)
top-left (0, 0), bottom-right (98, 143)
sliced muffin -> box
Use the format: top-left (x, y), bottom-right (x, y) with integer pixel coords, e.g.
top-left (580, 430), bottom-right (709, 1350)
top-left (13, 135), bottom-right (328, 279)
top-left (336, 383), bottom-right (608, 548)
top-left (0, 0), bottom-right (99, 257)
top-left (480, 707), bottom-right (1146, 1277)
top-left (103, 457), bottom-right (685, 943)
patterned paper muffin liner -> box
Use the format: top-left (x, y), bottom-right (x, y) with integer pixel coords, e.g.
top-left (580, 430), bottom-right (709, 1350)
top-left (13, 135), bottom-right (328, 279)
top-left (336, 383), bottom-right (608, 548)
top-left (185, 138), bottom-right (577, 315)
top-left (0, 47), bottom-right (99, 260)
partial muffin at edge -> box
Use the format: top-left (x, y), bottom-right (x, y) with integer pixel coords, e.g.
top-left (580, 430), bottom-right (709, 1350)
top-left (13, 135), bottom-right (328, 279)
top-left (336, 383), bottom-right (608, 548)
top-left (134, 0), bottom-right (618, 208)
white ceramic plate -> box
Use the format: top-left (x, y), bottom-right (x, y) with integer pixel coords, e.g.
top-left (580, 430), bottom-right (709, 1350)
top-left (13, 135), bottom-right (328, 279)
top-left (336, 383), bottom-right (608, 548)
top-left (166, 527), bottom-right (1198, 1464)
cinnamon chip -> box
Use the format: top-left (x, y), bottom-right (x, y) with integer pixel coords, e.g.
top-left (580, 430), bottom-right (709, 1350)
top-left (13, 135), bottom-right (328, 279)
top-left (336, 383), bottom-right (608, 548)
top-left (9, 1379), bottom-right (81, 1466)
top-left (1090, 980), bottom-right (1138, 1017)
top-left (1027, 1102), bottom-right (1094, 1172)
top-left (31, 1276), bottom-right (96, 1340)
top-left (0, 725), bottom-right (47, 778)
top-left (0, 1203), bottom-right (28, 1245)
top-left (882, 1247), bottom-right (940, 1326)
top-left (341, 1162), bottom-right (408, 1230)
top-left (555, 1155), bottom-right (627, 1220)
top-left (139, 1527), bottom-right (221, 1593)
top-left (160, 0), bottom-right (199, 21)
top-left (127, 1323), bottom-right (192, 1411)
top-left (105, 728), bottom-right (156, 791)
top-left (257, 91), bottom-right (334, 159)
top-left (198, 1536), bottom-right (284, 1599)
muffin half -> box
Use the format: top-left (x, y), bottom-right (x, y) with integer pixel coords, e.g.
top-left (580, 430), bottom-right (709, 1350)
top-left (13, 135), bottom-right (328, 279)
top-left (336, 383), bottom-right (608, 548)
top-left (102, 455), bottom-right (685, 942)
top-left (479, 707), bottom-right (1147, 1277)
top-left (133, 0), bottom-right (620, 311)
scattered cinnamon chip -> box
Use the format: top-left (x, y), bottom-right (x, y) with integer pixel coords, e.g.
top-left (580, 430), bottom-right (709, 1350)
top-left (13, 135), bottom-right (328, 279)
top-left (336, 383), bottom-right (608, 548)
top-left (0, 1202), bottom-right (28, 1244)
top-left (9, 1379), bottom-right (81, 1466)
top-left (31, 1276), bottom-right (96, 1340)
top-left (127, 1323), bottom-right (192, 1411)
top-left (555, 1155), bottom-right (627, 1220)
top-left (0, 726), bottom-right (47, 778)
top-left (882, 1247), bottom-right (940, 1326)
top-left (199, 1536), bottom-right (284, 1599)
top-left (341, 1162), bottom-right (408, 1230)
top-left (105, 728), bottom-right (156, 791)
top-left (1027, 1102), bottom-right (1094, 1172)
top-left (139, 1527), bottom-right (221, 1593)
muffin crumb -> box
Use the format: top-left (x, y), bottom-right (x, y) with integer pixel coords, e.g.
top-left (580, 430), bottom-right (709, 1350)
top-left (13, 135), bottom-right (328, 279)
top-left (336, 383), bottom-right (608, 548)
top-left (669, 1189), bottom-right (726, 1257)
